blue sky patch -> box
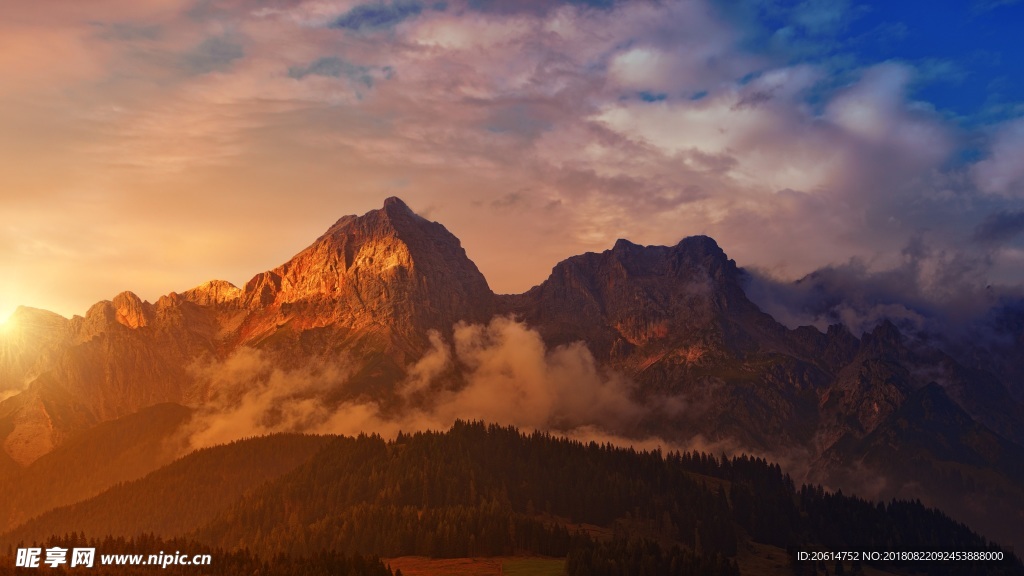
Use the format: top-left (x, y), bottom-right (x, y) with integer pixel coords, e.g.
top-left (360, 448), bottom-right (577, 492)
top-left (638, 91), bottom-right (668, 103)
top-left (288, 57), bottom-right (393, 88)
top-left (713, 0), bottom-right (1024, 125)
top-left (333, 1), bottom-right (424, 31)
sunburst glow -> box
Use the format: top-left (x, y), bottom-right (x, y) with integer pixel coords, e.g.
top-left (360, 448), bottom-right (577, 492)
top-left (0, 309), bottom-right (16, 335)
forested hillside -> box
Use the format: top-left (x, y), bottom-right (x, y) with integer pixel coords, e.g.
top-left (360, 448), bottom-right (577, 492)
top-left (3, 434), bottom-right (330, 543)
top-left (5, 422), bottom-right (1014, 575)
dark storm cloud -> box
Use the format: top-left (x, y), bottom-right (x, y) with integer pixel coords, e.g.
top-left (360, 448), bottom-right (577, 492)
top-left (973, 209), bottom-right (1024, 245)
top-left (743, 233), bottom-right (1010, 338)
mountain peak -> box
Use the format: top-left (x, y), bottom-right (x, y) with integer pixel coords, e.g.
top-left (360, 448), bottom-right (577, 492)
top-left (9, 306), bottom-right (68, 324)
top-left (112, 291), bottom-right (151, 329)
top-left (182, 280), bottom-right (242, 307)
top-left (861, 319), bottom-right (903, 355)
top-left (382, 196), bottom-right (414, 215)
top-left (674, 235), bottom-right (725, 258)
top-left (320, 197), bottom-right (420, 240)
top-left (612, 238), bottom-right (640, 251)
top-left (232, 196), bottom-right (494, 346)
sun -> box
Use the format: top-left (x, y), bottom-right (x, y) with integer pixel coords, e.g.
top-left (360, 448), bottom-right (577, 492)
top-left (0, 309), bottom-right (14, 334)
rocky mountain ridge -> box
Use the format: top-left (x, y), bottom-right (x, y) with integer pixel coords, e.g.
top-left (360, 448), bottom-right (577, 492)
top-left (0, 196), bottom-right (1021, 547)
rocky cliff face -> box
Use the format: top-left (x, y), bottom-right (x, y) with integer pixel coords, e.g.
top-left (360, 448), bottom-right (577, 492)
top-left (232, 196), bottom-right (494, 359)
top-left (507, 237), bottom-right (748, 357)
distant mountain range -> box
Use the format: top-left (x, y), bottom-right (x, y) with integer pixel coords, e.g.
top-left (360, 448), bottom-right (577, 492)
top-left (1, 196), bottom-right (1022, 551)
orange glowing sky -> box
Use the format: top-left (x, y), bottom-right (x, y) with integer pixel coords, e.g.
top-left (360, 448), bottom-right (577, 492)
top-left (3, 0), bottom-right (1024, 321)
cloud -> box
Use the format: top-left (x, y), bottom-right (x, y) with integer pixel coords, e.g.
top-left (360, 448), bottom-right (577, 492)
top-left (743, 230), bottom-right (1024, 339)
top-left (182, 347), bottom-right (355, 449)
top-left (182, 317), bottom-right (657, 451)
top-left (973, 0), bottom-right (1023, 13)
top-left (973, 117), bottom-right (1024, 196)
top-left (178, 316), bottom-right (807, 475)
top-left (433, 316), bottom-right (645, 430)
top-left (3, 0), bottom-right (1024, 321)
top-left (402, 329), bottom-right (451, 394)
top-left (184, 36), bottom-right (245, 74)
top-left (290, 56), bottom-right (362, 79)
top-left (481, 103), bottom-right (556, 137)
top-left (973, 209), bottom-right (1024, 245)
top-left (466, 0), bottom-right (614, 16)
top-left (788, 0), bottom-right (854, 36)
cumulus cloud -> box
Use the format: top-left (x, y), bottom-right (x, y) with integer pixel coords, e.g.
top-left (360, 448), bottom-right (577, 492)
top-left (423, 317), bottom-right (646, 430)
top-left (973, 118), bottom-right (1024, 197)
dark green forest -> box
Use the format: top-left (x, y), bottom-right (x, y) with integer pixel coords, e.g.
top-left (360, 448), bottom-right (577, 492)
top-left (3, 422), bottom-right (1020, 575)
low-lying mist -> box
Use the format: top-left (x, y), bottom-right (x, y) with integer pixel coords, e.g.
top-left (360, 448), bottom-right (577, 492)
top-left (179, 316), bottom-right (686, 456)
top-left (176, 316), bottom-right (917, 503)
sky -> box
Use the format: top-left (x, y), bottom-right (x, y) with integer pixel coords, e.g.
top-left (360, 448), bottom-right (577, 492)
top-left (3, 0), bottom-right (1024, 322)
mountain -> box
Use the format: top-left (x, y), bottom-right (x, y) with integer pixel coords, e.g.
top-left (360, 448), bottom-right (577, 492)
top-left (505, 236), bottom-right (843, 449)
top-left (0, 196), bottom-right (1022, 550)
top-left (2, 433), bottom-right (331, 545)
top-left (0, 197), bottom-right (493, 469)
top-left (0, 403), bottom-right (191, 531)
top-left (231, 196), bottom-right (495, 358)
top-left (814, 383), bottom-right (1024, 551)
top-left (0, 295), bottom-right (218, 468)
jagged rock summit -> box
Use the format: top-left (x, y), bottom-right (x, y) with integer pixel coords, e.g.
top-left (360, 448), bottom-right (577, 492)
top-left (236, 196), bottom-right (494, 340)
top-left (165, 197), bottom-right (492, 327)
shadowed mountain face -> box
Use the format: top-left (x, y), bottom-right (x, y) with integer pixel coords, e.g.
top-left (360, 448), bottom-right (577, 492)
top-left (0, 197), bottom-right (1021, 548)
top-left (0, 403), bottom-right (192, 531)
